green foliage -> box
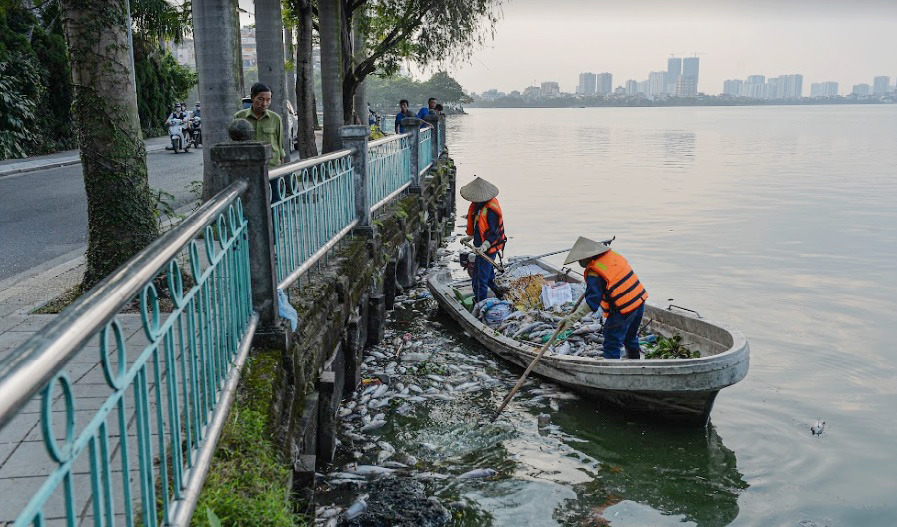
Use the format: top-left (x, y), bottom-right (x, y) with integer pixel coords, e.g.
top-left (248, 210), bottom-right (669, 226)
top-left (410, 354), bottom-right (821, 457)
top-left (644, 335), bottom-right (701, 359)
top-left (365, 71), bottom-right (467, 109)
top-left (192, 352), bottom-right (305, 527)
top-left (135, 44), bottom-right (197, 135)
top-left (0, 52), bottom-right (41, 159)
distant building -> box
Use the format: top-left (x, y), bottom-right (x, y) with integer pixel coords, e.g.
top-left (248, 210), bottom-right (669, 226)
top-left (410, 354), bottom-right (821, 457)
top-left (682, 57), bottom-right (700, 92)
top-left (523, 86), bottom-right (542, 99)
top-left (810, 81), bottom-right (838, 97)
top-left (540, 81), bottom-right (560, 98)
top-left (509, 90), bottom-right (521, 98)
top-left (723, 79), bottom-right (743, 96)
top-left (667, 57), bottom-right (682, 94)
top-left (782, 74), bottom-right (803, 98)
top-left (240, 26), bottom-right (257, 68)
top-left (596, 73), bottom-right (613, 95)
top-left (851, 83), bottom-right (870, 96)
top-left (648, 71), bottom-right (668, 97)
top-left (873, 76), bottom-right (890, 95)
top-left (479, 89), bottom-right (506, 101)
top-left (577, 72), bottom-right (597, 95)
top-left (625, 79), bottom-right (638, 95)
top-left (676, 74), bottom-right (697, 97)
top-left (614, 86), bottom-right (625, 95)
top-left (637, 80), bottom-right (649, 96)
top-left (741, 75), bottom-right (765, 98)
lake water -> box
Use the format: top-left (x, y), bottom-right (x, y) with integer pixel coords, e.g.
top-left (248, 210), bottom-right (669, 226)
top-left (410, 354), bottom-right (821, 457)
top-left (439, 106), bottom-right (897, 527)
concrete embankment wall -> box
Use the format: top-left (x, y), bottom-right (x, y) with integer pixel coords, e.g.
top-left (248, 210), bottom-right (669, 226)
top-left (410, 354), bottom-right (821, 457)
top-left (267, 156), bottom-right (456, 506)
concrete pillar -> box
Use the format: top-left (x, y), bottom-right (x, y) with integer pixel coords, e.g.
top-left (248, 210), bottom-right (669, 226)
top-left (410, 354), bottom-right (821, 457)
top-left (339, 125), bottom-right (372, 230)
top-left (317, 370), bottom-right (338, 464)
top-left (439, 116), bottom-right (447, 155)
top-left (402, 117), bottom-right (422, 191)
top-left (383, 261), bottom-right (397, 309)
top-left (367, 293), bottom-right (386, 345)
top-left (211, 120), bottom-right (288, 349)
top-left (424, 115), bottom-right (439, 164)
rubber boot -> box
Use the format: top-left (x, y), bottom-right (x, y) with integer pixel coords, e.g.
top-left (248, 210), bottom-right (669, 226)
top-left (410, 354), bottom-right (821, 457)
top-left (626, 348), bottom-right (642, 360)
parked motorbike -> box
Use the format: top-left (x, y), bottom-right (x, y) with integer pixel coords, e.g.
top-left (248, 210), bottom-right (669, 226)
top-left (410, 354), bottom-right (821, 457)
top-left (167, 118), bottom-right (190, 153)
top-left (190, 116), bottom-right (202, 147)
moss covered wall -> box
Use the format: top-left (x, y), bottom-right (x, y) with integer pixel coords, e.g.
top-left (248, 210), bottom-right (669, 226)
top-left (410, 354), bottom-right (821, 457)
top-left (265, 156), bottom-right (456, 509)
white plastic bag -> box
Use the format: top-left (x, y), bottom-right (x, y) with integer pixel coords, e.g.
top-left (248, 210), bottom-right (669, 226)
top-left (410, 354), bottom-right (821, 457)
top-left (540, 283), bottom-right (573, 310)
top-left (277, 288), bottom-right (299, 331)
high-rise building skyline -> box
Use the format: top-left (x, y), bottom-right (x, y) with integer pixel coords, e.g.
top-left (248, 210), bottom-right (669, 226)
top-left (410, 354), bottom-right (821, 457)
top-left (540, 81), bottom-right (560, 98)
top-left (723, 79), bottom-right (743, 96)
top-left (596, 73), bottom-right (613, 95)
top-left (682, 57), bottom-right (700, 92)
top-left (852, 83), bottom-right (871, 96)
top-left (577, 72), bottom-right (597, 95)
top-left (676, 74), bottom-right (698, 97)
top-left (810, 81), bottom-right (839, 97)
top-left (649, 71), bottom-right (668, 96)
top-left (873, 76), bottom-right (890, 95)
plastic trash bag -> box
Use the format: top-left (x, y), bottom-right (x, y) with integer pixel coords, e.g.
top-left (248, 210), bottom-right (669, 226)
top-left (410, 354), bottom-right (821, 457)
top-left (540, 283), bottom-right (572, 310)
top-left (277, 288), bottom-right (298, 331)
top-left (473, 298), bottom-right (513, 327)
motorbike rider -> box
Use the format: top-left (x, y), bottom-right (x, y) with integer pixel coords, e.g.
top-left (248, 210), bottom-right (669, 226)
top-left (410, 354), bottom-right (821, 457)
top-left (189, 102), bottom-right (202, 145)
top-left (166, 103), bottom-right (191, 147)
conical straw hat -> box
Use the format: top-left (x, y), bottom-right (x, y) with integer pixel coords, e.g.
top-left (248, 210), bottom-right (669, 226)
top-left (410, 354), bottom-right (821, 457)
top-left (563, 236), bottom-right (611, 265)
top-left (459, 176), bottom-right (499, 202)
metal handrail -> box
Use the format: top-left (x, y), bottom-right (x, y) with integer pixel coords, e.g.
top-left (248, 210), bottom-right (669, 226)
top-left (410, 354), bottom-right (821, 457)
top-left (268, 149), bottom-right (353, 179)
top-left (368, 132), bottom-right (410, 148)
top-left (278, 219), bottom-right (359, 290)
top-left (371, 182), bottom-right (412, 214)
top-left (0, 180), bottom-right (248, 429)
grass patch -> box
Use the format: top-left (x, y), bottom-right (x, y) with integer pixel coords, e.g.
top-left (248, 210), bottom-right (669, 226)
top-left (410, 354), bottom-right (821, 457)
top-left (192, 350), bottom-right (307, 527)
top-left (32, 284), bottom-right (84, 314)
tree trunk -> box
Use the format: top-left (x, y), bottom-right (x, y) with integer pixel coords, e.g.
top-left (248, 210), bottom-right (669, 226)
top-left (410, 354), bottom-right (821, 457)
top-left (60, 0), bottom-right (160, 288)
top-left (319, 0), bottom-right (343, 152)
top-left (193, 0), bottom-right (242, 200)
top-left (340, 0), bottom-right (356, 124)
top-left (352, 13), bottom-right (366, 127)
top-left (295, 0), bottom-right (318, 158)
top-left (255, 0), bottom-right (290, 163)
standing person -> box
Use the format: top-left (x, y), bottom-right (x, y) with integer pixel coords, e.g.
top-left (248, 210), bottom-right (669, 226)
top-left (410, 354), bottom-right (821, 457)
top-left (417, 97), bottom-right (437, 123)
top-left (559, 237), bottom-right (649, 360)
top-left (233, 82), bottom-right (286, 168)
top-left (192, 102), bottom-right (201, 118)
top-left (394, 99), bottom-right (414, 134)
top-left (434, 103), bottom-right (444, 117)
top-left (459, 177), bottom-right (507, 302)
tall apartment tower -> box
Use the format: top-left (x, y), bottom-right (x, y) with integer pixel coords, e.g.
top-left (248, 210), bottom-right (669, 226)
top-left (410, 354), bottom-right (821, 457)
top-left (596, 73), bottom-right (613, 95)
top-left (577, 72), bottom-right (597, 95)
top-left (682, 57), bottom-right (700, 92)
top-left (873, 76), bottom-right (890, 95)
top-left (667, 57), bottom-right (682, 94)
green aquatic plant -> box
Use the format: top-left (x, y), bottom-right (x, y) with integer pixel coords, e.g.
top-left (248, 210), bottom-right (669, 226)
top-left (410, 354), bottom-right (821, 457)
top-left (643, 335), bottom-right (700, 359)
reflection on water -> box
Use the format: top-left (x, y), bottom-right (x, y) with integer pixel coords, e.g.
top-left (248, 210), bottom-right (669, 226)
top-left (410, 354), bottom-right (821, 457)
top-left (445, 106), bottom-right (897, 527)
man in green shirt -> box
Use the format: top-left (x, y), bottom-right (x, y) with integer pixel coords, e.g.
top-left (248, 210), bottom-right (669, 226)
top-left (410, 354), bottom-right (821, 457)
top-left (233, 82), bottom-right (286, 168)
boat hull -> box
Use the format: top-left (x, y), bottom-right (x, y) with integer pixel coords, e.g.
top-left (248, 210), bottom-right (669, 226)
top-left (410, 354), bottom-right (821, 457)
top-left (428, 263), bottom-right (749, 426)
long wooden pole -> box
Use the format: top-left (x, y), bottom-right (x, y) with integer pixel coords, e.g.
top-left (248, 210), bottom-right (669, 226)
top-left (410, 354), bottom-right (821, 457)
top-left (461, 240), bottom-right (505, 272)
top-left (491, 291), bottom-right (587, 421)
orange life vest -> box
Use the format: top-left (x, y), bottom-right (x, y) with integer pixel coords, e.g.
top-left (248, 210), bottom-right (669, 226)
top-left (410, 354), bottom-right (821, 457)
top-left (466, 199), bottom-right (506, 255)
top-left (584, 250), bottom-right (648, 317)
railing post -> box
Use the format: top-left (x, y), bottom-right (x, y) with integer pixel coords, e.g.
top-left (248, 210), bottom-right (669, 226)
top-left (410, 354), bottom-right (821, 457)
top-left (424, 115), bottom-right (439, 163)
top-left (439, 116), bottom-right (447, 154)
top-left (339, 125), bottom-right (372, 231)
top-left (402, 117), bottom-right (422, 192)
top-left (211, 119), bottom-right (289, 350)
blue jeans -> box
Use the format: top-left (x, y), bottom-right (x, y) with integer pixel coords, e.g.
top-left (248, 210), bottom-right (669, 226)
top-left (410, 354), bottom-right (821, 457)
top-left (473, 254), bottom-right (498, 302)
top-left (602, 303), bottom-right (645, 359)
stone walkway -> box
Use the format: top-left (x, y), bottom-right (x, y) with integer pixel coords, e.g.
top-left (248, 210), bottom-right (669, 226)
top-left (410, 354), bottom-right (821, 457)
top-left (0, 258), bottom-right (171, 526)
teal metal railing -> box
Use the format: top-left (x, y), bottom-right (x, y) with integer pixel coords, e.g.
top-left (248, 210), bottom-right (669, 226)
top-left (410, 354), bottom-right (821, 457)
top-left (268, 151), bottom-right (357, 290)
top-left (418, 127), bottom-right (433, 175)
top-left (368, 133), bottom-right (412, 213)
top-left (0, 181), bottom-right (258, 527)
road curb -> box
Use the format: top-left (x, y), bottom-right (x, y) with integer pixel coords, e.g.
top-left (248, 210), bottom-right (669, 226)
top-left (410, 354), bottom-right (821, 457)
top-left (0, 142), bottom-right (171, 179)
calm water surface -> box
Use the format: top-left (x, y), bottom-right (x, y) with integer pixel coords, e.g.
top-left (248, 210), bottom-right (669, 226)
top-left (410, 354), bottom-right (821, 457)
top-left (438, 106), bottom-right (897, 526)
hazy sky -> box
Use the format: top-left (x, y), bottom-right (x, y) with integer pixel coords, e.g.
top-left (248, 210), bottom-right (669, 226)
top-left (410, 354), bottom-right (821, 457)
top-left (425, 0), bottom-right (897, 95)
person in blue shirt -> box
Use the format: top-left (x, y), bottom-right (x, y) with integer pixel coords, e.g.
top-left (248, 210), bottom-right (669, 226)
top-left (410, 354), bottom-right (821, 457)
top-left (394, 99), bottom-right (414, 134)
top-left (417, 97), bottom-right (437, 123)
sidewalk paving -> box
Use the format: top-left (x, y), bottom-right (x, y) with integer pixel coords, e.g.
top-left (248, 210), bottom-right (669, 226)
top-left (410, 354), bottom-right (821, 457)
top-left (0, 137), bottom-right (172, 178)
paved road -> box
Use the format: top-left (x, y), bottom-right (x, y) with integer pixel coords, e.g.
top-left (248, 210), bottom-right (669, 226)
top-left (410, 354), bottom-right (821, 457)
top-left (0, 149), bottom-right (204, 281)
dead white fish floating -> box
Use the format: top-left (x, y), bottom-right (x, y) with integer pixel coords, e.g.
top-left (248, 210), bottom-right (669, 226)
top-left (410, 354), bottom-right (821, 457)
top-left (458, 468), bottom-right (497, 479)
top-left (811, 419), bottom-right (825, 436)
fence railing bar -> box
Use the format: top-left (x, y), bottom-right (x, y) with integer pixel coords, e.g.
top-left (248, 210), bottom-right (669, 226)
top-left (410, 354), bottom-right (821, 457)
top-left (371, 181), bottom-right (412, 214)
top-left (167, 312), bottom-right (259, 527)
top-left (0, 180), bottom-right (249, 430)
top-left (367, 133), bottom-right (411, 149)
top-left (277, 219), bottom-right (359, 291)
top-left (268, 150), bottom-right (354, 180)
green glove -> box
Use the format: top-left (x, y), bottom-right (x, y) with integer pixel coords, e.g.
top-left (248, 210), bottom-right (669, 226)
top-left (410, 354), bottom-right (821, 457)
top-left (460, 236), bottom-right (472, 244)
top-left (559, 301), bottom-right (593, 331)
top-left (479, 240), bottom-right (491, 253)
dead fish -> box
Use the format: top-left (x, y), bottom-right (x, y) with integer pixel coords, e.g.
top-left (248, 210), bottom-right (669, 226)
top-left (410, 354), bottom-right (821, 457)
top-left (458, 468), bottom-right (497, 479)
top-left (377, 441), bottom-right (395, 453)
top-left (360, 420), bottom-right (386, 432)
top-left (371, 384), bottom-right (389, 398)
top-left (381, 460), bottom-right (408, 469)
top-left (344, 464), bottom-right (395, 476)
top-left (811, 419), bottom-right (826, 436)
top-left (426, 374), bottom-right (446, 383)
top-left (408, 384), bottom-right (424, 394)
top-left (377, 449), bottom-right (393, 464)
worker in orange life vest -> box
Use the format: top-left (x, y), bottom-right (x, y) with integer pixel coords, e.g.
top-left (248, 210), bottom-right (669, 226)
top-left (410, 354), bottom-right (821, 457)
top-left (458, 177), bottom-right (507, 302)
top-left (559, 236), bottom-right (648, 359)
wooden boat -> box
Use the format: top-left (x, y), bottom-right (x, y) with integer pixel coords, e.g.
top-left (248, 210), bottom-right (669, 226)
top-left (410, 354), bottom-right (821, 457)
top-left (427, 258), bottom-right (749, 425)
